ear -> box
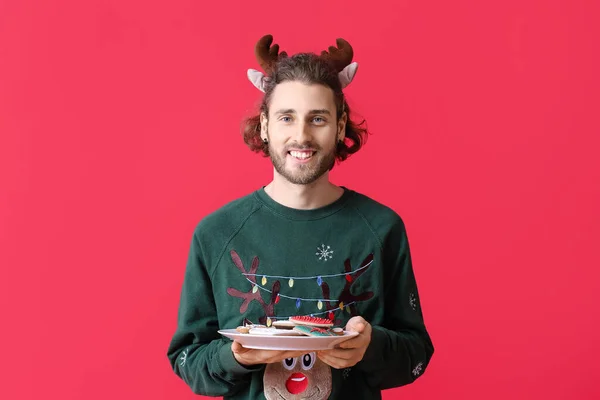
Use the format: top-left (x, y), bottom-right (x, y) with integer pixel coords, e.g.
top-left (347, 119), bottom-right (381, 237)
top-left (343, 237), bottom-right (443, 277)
top-left (247, 69), bottom-right (267, 92)
top-left (337, 112), bottom-right (347, 142)
top-left (260, 112), bottom-right (268, 139)
top-left (338, 62), bottom-right (358, 89)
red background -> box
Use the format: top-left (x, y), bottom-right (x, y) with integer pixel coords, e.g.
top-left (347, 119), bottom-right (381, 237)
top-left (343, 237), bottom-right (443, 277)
top-left (1, 0), bottom-right (599, 399)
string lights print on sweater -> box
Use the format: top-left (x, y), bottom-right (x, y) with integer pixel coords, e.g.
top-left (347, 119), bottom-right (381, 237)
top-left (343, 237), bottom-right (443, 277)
top-left (226, 250), bottom-right (376, 326)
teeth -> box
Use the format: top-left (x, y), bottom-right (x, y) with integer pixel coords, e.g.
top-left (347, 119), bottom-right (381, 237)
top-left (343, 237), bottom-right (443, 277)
top-left (290, 151), bottom-right (313, 159)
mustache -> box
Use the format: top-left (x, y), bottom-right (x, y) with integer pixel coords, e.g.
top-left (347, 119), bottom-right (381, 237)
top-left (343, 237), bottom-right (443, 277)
top-left (284, 143), bottom-right (321, 151)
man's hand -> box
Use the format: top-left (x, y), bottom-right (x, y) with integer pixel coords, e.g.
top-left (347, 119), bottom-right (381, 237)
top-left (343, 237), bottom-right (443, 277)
top-left (317, 316), bottom-right (372, 369)
top-left (232, 341), bottom-right (306, 367)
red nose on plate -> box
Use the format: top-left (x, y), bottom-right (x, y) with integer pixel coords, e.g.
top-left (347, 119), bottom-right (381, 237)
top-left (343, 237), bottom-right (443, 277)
top-left (286, 372), bottom-right (308, 394)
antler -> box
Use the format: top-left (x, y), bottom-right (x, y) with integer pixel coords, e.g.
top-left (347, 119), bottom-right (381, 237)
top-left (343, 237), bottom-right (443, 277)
top-left (320, 38), bottom-right (354, 72)
top-left (255, 34), bottom-right (288, 75)
top-left (248, 35), bottom-right (358, 92)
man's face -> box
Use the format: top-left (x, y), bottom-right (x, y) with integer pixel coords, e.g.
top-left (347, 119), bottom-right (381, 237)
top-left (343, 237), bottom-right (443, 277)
top-left (262, 81), bottom-right (345, 185)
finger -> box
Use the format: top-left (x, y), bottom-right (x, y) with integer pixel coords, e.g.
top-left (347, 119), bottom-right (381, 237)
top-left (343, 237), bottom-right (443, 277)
top-left (285, 350), bottom-right (308, 358)
top-left (318, 348), bottom-right (355, 361)
top-left (336, 336), bottom-right (364, 349)
top-left (276, 351), bottom-right (306, 362)
top-left (317, 351), bottom-right (354, 369)
top-left (317, 352), bottom-right (342, 369)
top-left (265, 350), bottom-right (306, 364)
top-left (339, 331), bottom-right (372, 348)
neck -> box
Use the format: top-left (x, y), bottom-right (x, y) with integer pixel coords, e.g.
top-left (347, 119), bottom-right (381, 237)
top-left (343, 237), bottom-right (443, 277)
top-left (264, 171), bottom-right (344, 210)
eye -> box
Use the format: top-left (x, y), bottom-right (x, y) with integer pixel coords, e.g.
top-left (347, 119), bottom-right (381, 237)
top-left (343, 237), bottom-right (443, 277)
top-left (283, 357), bottom-right (297, 370)
top-left (280, 116), bottom-right (292, 123)
top-left (301, 352), bottom-right (316, 370)
top-left (312, 116), bottom-right (325, 124)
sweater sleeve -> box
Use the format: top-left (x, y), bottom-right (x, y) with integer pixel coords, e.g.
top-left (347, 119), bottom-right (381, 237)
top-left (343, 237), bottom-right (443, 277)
top-left (166, 228), bottom-right (263, 396)
top-left (356, 216), bottom-right (435, 389)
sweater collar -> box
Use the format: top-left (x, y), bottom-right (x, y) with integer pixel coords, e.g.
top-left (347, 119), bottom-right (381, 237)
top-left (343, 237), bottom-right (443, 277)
top-left (254, 186), bottom-right (353, 221)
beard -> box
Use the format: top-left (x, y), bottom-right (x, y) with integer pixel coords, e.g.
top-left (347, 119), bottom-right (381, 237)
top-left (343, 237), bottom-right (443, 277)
top-left (269, 143), bottom-right (336, 185)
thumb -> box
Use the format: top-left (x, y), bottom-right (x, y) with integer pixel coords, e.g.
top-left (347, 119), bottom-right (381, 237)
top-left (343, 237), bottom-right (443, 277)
top-left (346, 317), bottom-right (367, 333)
top-left (231, 341), bottom-right (249, 354)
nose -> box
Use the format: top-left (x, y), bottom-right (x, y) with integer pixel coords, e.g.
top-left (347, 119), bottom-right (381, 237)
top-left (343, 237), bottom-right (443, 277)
top-left (293, 120), bottom-right (312, 144)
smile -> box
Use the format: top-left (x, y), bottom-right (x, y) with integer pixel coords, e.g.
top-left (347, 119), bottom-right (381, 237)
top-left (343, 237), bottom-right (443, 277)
top-left (288, 150), bottom-right (315, 160)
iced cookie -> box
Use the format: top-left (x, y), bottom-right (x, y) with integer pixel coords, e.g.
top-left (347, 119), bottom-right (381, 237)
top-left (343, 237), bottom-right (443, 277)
top-left (293, 325), bottom-right (336, 337)
top-left (272, 320), bottom-right (296, 330)
top-left (289, 315), bottom-right (334, 328)
top-left (249, 327), bottom-right (304, 336)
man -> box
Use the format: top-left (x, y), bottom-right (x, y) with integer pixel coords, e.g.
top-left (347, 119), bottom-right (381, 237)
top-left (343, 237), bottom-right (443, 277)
top-left (167, 34), bottom-right (434, 399)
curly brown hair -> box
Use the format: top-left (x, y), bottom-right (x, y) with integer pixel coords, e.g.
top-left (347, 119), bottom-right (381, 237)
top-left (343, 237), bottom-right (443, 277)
top-left (242, 53), bottom-right (369, 167)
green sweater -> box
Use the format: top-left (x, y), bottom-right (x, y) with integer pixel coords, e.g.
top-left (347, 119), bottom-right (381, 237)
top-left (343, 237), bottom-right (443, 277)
top-left (167, 187), bottom-right (434, 399)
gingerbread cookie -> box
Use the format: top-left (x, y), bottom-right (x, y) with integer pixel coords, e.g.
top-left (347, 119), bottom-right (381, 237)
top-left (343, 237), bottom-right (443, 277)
top-left (236, 326), bottom-right (250, 334)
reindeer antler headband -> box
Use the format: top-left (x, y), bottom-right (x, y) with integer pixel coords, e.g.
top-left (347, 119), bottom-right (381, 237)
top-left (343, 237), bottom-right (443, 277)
top-left (247, 34), bottom-right (359, 93)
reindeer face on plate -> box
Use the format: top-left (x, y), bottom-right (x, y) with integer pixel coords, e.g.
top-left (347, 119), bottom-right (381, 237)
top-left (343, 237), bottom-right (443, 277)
top-left (264, 352), bottom-right (331, 400)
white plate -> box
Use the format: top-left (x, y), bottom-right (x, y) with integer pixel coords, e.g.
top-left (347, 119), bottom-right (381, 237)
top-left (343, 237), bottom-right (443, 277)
top-left (218, 329), bottom-right (359, 351)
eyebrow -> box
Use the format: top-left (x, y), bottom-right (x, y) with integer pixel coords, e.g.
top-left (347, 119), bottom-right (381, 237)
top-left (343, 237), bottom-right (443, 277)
top-left (273, 109), bottom-right (332, 116)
